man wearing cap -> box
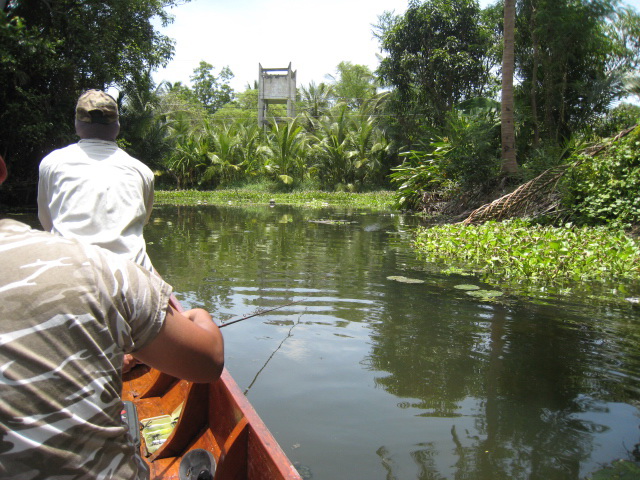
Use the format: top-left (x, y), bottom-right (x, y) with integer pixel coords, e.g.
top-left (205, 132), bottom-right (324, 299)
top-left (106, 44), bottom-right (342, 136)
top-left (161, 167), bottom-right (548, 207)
top-left (0, 154), bottom-right (224, 478)
top-left (37, 89), bottom-right (156, 271)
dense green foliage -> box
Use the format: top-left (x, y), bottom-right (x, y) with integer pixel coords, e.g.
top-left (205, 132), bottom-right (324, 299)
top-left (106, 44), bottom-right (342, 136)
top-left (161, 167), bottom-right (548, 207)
top-left (390, 103), bottom-right (501, 209)
top-left (413, 219), bottom-right (640, 295)
top-left (2, 0), bottom-right (640, 233)
top-left (513, 0), bottom-right (620, 148)
top-left (146, 95), bottom-right (394, 192)
top-left (0, 0), bottom-right (178, 197)
top-left (329, 61), bottom-right (378, 109)
top-left (564, 127), bottom-right (640, 227)
top-left (376, 0), bottom-right (494, 127)
top-left (376, 0), bottom-right (640, 213)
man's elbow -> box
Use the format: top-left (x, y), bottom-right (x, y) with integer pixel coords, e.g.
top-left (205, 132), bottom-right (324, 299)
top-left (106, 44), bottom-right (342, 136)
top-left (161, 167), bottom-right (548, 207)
top-left (190, 357), bottom-right (224, 383)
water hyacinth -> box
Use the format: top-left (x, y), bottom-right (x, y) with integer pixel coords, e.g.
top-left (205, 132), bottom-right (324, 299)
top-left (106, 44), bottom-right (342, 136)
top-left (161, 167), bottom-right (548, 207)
top-left (413, 219), bottom-right (640, 289)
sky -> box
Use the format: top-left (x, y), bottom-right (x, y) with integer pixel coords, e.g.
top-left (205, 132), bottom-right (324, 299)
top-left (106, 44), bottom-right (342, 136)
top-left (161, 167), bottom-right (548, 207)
top-left (153, 0), bottom-right (640, 93)
top-left (152, 0), bottom-right (469, 91)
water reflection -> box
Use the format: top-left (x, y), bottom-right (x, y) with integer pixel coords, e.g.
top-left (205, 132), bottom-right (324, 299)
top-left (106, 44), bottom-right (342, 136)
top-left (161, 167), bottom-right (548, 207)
top-left (143, 204), bottom-right (640, 479)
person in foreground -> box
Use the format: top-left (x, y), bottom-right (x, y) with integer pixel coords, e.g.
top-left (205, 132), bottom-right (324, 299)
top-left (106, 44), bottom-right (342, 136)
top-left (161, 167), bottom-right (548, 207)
top-left (37, 89), bottom-right (156, 271)
top-left (0, 156), bottom-right (224, 479)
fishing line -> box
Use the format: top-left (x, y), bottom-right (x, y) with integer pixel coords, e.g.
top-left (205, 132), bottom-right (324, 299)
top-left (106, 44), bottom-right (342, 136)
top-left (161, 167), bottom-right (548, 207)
top-left (243, 309), bottom-right (306, 396)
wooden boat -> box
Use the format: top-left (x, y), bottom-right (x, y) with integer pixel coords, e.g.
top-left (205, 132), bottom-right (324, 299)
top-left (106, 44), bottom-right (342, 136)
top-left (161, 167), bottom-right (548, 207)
top-left (121, 299), bottom-right (303, 480)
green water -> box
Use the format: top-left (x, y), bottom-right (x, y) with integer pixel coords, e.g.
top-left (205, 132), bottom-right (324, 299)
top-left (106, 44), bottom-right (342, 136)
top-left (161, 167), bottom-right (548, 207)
top-left (140, 204), bottom-right (640, 479)
top-left (22, 203), bottom-right (640, 479)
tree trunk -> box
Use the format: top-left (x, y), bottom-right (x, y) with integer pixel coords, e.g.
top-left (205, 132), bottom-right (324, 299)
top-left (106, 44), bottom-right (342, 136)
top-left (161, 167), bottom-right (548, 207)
top-left (530, 1), bottom-right (540, 147)
top-left (501, 0), bottom-right (518, 175)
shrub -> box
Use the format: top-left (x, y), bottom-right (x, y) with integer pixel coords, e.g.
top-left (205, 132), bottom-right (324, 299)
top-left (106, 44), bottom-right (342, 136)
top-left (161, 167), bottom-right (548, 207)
top-left (563, 127), bottom-right (640, 227)
top-left (390, 106), bottom-right (501, 210)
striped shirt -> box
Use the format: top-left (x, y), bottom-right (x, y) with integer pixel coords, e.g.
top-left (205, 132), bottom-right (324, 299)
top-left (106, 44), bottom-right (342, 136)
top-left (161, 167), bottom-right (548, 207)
top-left (0, 219), bottom-right (171, 479)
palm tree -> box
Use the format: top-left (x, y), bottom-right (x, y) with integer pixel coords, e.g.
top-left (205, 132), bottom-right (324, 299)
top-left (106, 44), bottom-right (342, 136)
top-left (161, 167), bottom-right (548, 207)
top-left (348, 108), bottom-right (390, 188)
top-left (234, 120), bottom-right (264, 176)
top-left (623, 75), bottom-right (640, 99)
top-left (261, 119), bottom-right (307, 185)
top-left (163, 113), bottom-right (205, 189)
top-left (201, 121), bottom-right (243, 187)
top-left (118, 74), bottom-right (170, 167)
top-left (501, 0), bottom-right (518, 175)
top-left (299, 82), bottom-right (334, 131)
top-left (312, 104), bottom-right (353, 189)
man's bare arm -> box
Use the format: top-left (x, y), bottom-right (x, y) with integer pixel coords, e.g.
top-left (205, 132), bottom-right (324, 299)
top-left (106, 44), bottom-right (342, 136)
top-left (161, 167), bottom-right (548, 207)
top-left (133, 306), bottom-right (224, 383)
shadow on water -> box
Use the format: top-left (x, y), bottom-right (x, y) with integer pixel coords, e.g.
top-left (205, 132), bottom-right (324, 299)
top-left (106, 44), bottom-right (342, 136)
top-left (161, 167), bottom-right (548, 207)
top-left (139, 204), bottom-right (640, 480)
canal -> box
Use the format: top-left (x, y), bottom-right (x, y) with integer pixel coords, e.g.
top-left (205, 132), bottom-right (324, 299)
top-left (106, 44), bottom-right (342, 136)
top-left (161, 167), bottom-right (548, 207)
top-left (140, 204), bottom-right (640, 479)
top-left (14, 203), bottom-right (640, 479)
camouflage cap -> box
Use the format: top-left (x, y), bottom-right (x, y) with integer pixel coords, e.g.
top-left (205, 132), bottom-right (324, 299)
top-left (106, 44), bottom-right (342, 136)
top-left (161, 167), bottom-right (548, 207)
top-left (75, 90), bottom-right (118, 124)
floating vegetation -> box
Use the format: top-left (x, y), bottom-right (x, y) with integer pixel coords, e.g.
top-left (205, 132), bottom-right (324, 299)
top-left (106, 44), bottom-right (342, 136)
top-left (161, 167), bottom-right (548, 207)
top-left (589, 459), bottom-right (640, 479)
top-left (309, 219), bottom-right (356, 225)
top-left (387, 275), bottom-right (425, 284)
top-left (454, 284), bottom-right (481, 290)
top-left (443, 267), bottom-right (475, 276)
top-left (413, 219), bottom-right (640, 299)
top-left (155, 189), bottom-right (396, 210)
top-left (466, 290), bottom-right (504, 300)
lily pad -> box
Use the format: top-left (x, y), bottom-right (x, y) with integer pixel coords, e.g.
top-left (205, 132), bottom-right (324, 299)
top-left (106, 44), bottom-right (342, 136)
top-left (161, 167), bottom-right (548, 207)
top-left (454, 284), bottom-right (481, 291)
top-left (466, 290), bottom-right (503, 299)
top-left (387, 275), bottom-right (425, 284)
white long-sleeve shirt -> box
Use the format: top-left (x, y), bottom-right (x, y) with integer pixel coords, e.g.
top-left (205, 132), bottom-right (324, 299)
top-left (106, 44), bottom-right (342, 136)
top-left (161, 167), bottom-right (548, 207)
top-left (37, 139), bottom-right (155, 271)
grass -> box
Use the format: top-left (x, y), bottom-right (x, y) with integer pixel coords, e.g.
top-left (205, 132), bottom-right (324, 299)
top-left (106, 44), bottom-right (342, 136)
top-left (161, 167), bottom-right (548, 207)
top-left (154, 188), bottom-right (397, 210)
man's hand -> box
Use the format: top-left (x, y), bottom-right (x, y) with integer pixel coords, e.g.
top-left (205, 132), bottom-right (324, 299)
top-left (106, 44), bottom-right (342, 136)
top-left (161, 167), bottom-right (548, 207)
top-left (122, 354), bottom-right (139, 374)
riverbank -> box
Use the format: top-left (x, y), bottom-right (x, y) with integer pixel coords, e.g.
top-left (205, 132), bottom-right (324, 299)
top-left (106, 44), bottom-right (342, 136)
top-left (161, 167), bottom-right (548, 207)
top-left (154, 189), bottom-right (397, 210)
top-left (154, 190), bottom-right (640, 301)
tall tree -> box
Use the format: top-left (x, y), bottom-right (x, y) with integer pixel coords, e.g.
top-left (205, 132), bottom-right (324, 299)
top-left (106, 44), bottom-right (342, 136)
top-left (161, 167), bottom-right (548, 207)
top-left (501, 0), bottom-right (517, 175)
top-left (514, 0), bottom-right (619, 146)
top-left (327, 61), bottom-right (377, 109)
top-left (190, 61), bottom-right (235, 114)
top-left (0, 0), bottom-right (180, 197)
top-left (375, 0), bottom-right (493, 127)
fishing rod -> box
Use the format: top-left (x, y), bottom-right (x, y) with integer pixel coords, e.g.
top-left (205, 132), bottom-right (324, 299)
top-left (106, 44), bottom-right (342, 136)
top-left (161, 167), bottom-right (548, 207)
top-left (218, 298), bottom-right (306, 328)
